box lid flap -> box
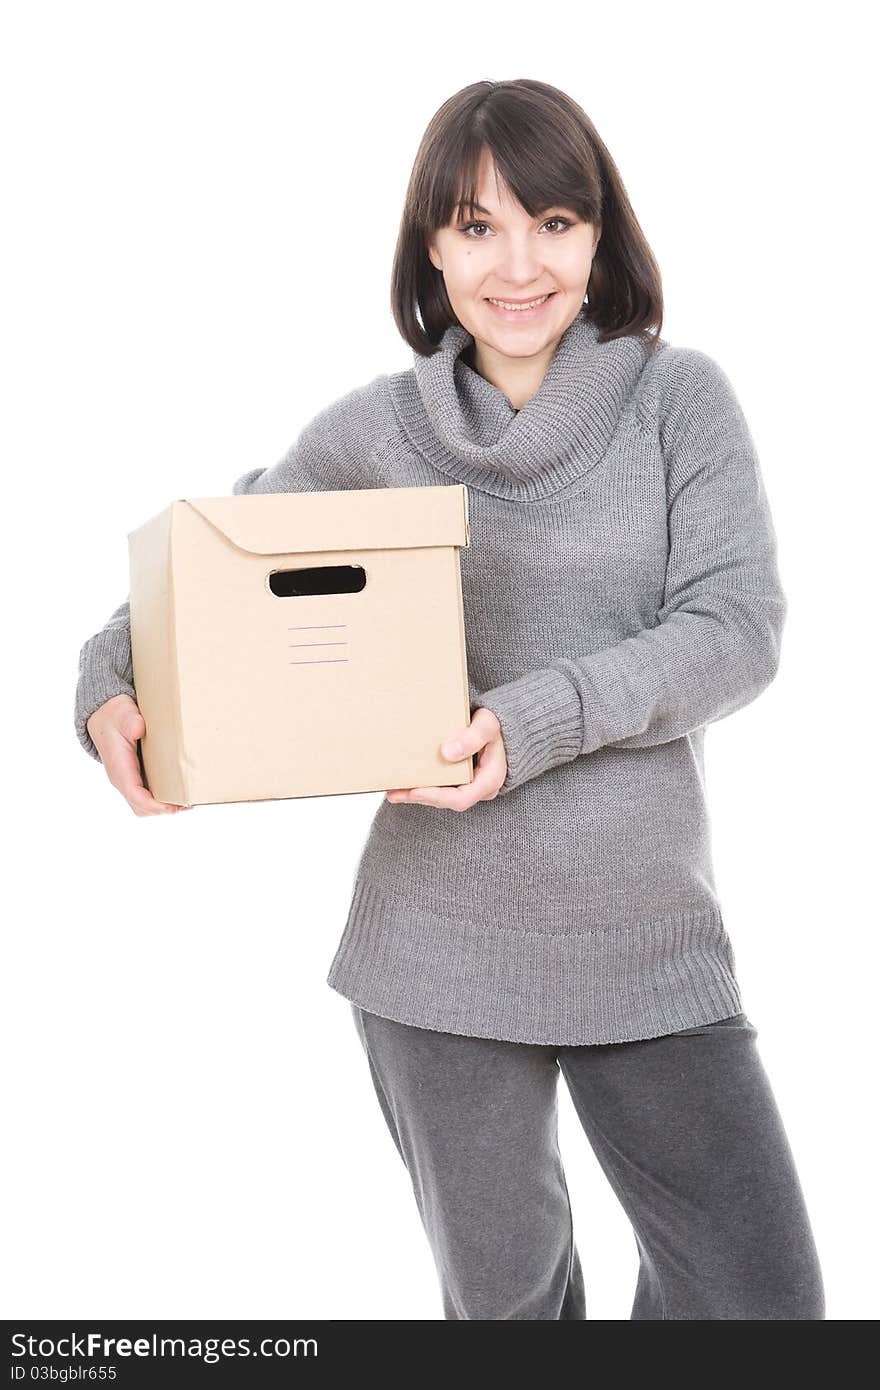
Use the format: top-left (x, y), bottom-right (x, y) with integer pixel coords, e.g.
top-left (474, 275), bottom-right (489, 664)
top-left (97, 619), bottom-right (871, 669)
top-left (179, 484), bottom-right (469, 555)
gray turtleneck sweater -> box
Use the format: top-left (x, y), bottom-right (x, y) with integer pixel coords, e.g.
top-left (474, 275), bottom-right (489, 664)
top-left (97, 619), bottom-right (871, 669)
top-left (74, 312), bottom-right (787, 1045)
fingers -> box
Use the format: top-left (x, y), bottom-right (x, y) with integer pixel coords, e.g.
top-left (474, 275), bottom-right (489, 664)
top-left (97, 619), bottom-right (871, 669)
top-left (389, 783), bottom-right (476, 811)
top-left (387, 708), bottom-right (508, 809)
top-left (104, 731), bottom-right (190, 816)
top-left (440, 706), bottom-right (501, 761)
top-left (129, 786), bottom-right (189, 816)
top-left (386, 749), bottom-right (503, 810)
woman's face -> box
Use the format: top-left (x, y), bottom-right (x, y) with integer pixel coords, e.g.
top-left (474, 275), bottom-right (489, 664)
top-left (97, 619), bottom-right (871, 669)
top-left (427, 153), bottom-right (600, 361)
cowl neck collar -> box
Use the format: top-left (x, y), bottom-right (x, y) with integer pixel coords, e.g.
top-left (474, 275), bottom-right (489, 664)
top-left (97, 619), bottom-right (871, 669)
top-left (388, 309), bottom-right (655, 501)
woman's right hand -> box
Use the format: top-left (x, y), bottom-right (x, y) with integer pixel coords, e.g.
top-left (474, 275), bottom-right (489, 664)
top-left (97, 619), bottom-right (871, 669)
top-left (86, 694), bottom-right (192, 816)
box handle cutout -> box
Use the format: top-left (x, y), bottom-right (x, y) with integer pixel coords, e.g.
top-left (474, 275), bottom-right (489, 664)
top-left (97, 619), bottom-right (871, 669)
top-left (269, 564), bottom-right (367, 597)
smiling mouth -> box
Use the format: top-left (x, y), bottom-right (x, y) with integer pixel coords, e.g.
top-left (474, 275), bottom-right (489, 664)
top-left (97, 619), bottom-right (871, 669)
top-left (485, 292), bottom-right (557, 311)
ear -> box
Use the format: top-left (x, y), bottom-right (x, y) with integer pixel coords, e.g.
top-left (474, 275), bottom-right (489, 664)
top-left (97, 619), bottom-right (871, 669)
top-left (427, 238), bottom-right (443, 273)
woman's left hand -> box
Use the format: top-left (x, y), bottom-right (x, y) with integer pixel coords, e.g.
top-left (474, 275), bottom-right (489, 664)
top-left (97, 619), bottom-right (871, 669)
top-left (385, 708), bottom-right (507, 810)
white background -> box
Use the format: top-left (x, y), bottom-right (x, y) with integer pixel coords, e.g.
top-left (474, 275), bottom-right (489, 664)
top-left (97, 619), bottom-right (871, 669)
top-left (3, 0), bottom-right (876, 1321)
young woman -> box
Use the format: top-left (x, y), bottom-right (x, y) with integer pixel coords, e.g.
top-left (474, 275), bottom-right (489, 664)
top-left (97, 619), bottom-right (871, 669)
top-left (75, 78), bottom-right (825, 1320)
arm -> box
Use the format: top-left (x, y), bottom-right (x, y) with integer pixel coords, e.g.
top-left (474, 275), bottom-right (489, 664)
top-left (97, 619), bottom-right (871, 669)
top-left (75, 598), bottom-right (137, 761)
top-left (475, 348), bottom-right (788, 795)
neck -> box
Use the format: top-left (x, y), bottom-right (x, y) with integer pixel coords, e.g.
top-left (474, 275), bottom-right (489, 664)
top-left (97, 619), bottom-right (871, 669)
top-left (469, 335), bottom-right (561, 411)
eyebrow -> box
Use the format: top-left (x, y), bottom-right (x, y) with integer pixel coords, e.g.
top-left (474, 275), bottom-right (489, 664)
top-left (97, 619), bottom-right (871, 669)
top-left (456, 203), bottom-right (569, 219)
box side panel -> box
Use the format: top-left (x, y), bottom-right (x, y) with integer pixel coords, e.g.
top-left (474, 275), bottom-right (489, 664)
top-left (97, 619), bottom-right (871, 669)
top-left (451, 546), bottom-right (475, 785)
top-left (129, 509), bottom-right (188, 805)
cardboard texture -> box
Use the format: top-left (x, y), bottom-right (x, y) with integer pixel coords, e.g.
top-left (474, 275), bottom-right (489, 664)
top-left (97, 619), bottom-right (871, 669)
top-left (128, 484), bottom-right (473, 807)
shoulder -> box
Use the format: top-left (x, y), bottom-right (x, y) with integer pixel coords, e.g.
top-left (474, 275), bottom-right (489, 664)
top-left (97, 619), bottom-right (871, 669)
top-left (232, 372), bottom-right (399, 496)
top-left (635, 337), bottom-right (745, 451)
top-left (635, 337), bottom-right (729, 426)
top-left (302, 371), bottom-right (398, 455)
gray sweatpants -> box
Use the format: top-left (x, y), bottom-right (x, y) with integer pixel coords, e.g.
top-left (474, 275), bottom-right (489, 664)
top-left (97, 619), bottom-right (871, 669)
top-left (350, 1004), bottom-right (825, 1320)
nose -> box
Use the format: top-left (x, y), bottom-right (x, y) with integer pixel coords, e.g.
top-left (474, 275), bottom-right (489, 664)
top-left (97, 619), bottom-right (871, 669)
top-left (492, 234), bottom-right (545, 287)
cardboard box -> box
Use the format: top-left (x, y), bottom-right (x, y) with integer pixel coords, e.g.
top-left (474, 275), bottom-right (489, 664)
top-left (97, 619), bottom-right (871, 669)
top-left (128, 484), bottom-right (473, 806)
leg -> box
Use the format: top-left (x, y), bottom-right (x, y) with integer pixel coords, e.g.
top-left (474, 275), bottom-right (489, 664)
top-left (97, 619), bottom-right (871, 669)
top-left (557, 1012), bottom-right (825, 1319)
top-left (349, 1002), bottom-right (586, 1320)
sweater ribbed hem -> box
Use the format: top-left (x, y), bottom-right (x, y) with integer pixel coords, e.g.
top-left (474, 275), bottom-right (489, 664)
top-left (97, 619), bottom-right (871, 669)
top-left (326, 877), bottom-right (743, 1046)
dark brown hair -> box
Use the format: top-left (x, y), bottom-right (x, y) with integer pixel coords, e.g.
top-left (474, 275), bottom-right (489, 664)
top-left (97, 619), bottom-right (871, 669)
top-left (390, 79), bottom-right (663, 356)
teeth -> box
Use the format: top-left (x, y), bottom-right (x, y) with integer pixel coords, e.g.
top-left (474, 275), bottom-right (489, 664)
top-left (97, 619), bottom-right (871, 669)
top-left (487, 294), bottom-right (552, 310)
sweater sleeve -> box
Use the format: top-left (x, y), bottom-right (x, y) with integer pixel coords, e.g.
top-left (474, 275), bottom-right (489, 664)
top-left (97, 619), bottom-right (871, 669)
top-left (475, 349), bottom-right (788, 796)
top-left (74, 378), bottom-right (390, 762)
top-left (74, 598), bottom-right (138, 761)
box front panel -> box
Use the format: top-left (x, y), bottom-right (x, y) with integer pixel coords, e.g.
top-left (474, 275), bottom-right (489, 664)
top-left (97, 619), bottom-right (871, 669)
top-left (173, 531), bottom-right (471, 802)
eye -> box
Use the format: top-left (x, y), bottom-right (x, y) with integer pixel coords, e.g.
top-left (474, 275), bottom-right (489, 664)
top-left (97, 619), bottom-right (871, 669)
top-left (543, 216), bottom-right (574, 234)
top-left (457, 216), bottom-right (575, 238)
